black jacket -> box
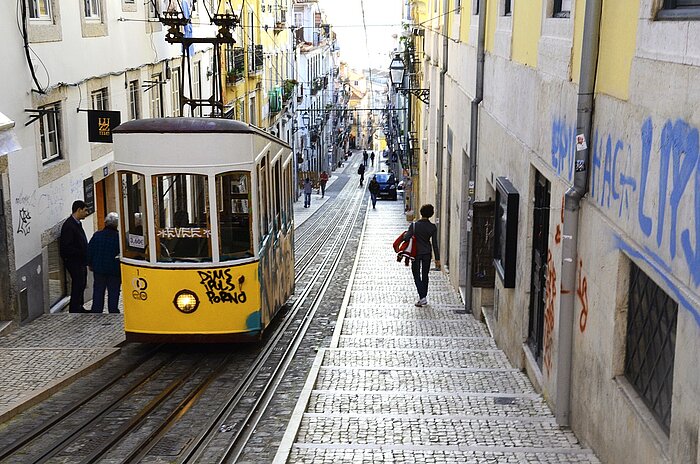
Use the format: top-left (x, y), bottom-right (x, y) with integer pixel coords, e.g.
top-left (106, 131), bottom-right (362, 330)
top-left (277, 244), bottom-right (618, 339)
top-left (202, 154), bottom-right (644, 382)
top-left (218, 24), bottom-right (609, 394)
top-left (404, 219), bottom-right (440, 259)
top-left (60, 216), bottom-right (88, 266)
top-left (368, 179), bottom-right (380, 195)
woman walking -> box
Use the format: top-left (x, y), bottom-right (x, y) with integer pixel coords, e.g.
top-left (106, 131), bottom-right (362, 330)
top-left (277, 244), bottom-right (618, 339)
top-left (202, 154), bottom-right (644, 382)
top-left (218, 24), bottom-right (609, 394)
top-left (403, 204), bottom-right (441, 307)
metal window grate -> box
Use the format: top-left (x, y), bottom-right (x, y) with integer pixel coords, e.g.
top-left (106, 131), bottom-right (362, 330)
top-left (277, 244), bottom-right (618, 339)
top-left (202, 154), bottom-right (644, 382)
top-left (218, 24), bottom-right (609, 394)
top-left (624, 262), bottom-right (677, 434)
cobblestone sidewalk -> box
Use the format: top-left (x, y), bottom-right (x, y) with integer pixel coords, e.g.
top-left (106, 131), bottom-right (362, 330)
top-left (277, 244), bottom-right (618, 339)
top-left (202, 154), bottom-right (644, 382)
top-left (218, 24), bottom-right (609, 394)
top-left (0, 314), bottom-right (123, 421)
top-left (274, 201), bottom-right (600, 463)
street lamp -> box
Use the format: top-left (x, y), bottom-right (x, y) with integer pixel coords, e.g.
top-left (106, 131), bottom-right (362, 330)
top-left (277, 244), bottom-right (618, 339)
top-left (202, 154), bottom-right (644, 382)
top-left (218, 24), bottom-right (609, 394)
top-left (388, 53), bottom-right (430, 105)
top-left (389, 54), bottom-right (405, 89)
top-left (301, 111), bottom-right (310, 129)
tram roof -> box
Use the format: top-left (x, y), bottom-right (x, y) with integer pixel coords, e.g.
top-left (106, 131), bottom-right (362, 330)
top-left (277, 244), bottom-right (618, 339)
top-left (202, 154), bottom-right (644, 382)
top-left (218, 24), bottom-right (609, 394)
top-left (114, 118), bottom-right (289, 146)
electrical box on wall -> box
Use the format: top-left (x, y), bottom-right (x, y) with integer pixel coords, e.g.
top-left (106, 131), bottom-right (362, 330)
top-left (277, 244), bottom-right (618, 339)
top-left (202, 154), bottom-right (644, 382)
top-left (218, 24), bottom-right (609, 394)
top-left (494, 176), bottom-right (519, 288)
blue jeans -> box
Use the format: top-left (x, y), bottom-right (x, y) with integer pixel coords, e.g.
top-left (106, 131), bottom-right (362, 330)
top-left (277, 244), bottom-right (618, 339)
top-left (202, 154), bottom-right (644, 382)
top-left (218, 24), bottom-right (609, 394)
top-left (411, 254), bottom-right (431, 299)
top-left (304, 192), bottom-right (311, 207)
top-left (370, 192), bottom-right (377, 208)
top-left (92, 273), bottom-right (121, 313)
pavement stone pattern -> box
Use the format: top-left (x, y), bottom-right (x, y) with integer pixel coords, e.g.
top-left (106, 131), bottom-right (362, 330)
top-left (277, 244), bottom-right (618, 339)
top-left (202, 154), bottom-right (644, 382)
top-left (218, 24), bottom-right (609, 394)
top-left (0, 314), bottom-right (123, 416)
top-left (0, 166), bottom-right (345, 426)
top-left (275, 201), bottom-right (600, 463)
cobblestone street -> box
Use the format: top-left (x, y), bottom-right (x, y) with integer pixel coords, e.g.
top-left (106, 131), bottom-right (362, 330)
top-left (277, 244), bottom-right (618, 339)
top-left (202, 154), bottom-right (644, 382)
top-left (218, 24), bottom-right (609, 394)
top-left (275, 200), bottom-right (600, 463)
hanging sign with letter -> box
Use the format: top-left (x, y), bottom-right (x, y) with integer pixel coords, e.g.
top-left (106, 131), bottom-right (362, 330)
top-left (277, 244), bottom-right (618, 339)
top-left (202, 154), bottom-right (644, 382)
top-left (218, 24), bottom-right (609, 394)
top-left (87, 110), bottom-right (121, 143)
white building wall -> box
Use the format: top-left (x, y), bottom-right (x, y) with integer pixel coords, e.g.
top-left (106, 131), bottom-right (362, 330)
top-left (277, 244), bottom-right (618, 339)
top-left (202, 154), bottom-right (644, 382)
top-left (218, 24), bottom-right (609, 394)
top-left (472, 17), bottom-right (700, 464)
top-left (1, 0), bottom-right (214, 320)
top-left (417, 1), bottom-right (700, 462)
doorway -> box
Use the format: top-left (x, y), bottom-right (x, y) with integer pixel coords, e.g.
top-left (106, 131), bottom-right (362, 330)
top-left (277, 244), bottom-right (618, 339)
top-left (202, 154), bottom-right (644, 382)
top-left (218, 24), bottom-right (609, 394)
top-left (95, 173), bottom-right (117, 229)
top-left (527, 171), bottom-right (550, 368)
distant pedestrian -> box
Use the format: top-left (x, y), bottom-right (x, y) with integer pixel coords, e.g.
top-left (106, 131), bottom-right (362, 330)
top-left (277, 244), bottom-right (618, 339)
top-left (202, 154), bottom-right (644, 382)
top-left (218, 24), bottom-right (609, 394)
top-left (303, 178), bottom-right (312, 208)
top-left (362, 150), bottom-right (368, 166)
top-left (357, 163), bottom-right (366, 187)
top-left (60, 200), bottom-right (90, 313)
top-left (403, 204), bottom-right (441, 307)
top-left (319, 171), bottom-right (329, 198)
top-left (370, 151), bottom-right (375, 167)
top-left (88, 212), bottom-right (121, 313)
top-left (368, 176), bottom-right (380, 209)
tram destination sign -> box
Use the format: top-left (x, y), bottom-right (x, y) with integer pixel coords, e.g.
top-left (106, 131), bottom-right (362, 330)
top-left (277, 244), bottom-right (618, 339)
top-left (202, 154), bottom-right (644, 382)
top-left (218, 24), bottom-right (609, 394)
top-left (87, 110), bottom-right (121, 143)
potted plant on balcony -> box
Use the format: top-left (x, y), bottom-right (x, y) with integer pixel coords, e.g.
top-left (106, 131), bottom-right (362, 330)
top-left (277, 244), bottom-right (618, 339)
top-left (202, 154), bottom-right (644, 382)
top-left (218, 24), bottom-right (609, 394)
top-left (282, 79), bottom-right (297, 102)
top-left (226, 70), bottom-right (239, 85)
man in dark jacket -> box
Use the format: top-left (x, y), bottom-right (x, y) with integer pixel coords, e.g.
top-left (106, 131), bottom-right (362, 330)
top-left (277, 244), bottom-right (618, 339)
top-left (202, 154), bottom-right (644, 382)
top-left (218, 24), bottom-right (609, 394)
top-left (88, 212), bottom-right (121, 313)
top-left (358, 163), bottom-right (366, 187)
top-left (403, 204), bottom-right (441, 307)
top-left (368, 175), bottom-right (380, 209)
top-left (60, 200), bottom-right (89, 313)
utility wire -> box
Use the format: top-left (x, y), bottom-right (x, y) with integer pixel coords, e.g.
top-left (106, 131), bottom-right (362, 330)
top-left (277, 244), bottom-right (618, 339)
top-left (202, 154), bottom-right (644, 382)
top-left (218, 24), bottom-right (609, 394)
top-left (359, 0), bottom-right (375, 126)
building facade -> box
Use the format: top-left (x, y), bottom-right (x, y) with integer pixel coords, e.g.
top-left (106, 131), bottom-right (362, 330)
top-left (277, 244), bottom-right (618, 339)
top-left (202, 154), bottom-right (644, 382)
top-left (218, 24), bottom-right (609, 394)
top-left (293, 0), bottom-right (335, 178)
top-left (0, 0), bottom-right (215, 323)
top-left (410, 0), bottom-right (700, 462)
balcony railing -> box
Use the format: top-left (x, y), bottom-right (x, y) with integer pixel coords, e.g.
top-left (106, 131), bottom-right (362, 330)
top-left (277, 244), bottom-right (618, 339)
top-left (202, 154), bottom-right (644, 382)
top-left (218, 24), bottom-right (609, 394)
top-left (248, 45), bottom-right (264, 75)
top-left (274, 8), bottom-right (287, 31)
top-left (255, 45), bottom-right (264, 70)
top-left (226, 47), bottom-right (245, 84)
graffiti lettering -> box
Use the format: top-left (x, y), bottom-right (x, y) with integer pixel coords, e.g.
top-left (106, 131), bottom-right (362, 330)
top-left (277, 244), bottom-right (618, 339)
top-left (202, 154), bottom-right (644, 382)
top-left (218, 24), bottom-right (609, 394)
top-left (543, 250), bottom-right (556, 375)
top-left (16, 208), bottom-right (31, 235)
top-left (206, 290), bottom-right (247, 304)
top-left (577, 259), bottom-right (589, 332)
top-left (551, 116), bottom-right (700, 292)
top-left (551, 118), bottom-right (576, 181)
top-left (198, 270), bottom-right (246, 304)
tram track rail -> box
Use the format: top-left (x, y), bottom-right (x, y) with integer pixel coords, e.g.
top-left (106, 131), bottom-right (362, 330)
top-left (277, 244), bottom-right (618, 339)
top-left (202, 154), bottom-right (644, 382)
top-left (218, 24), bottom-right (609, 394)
top-left (0, 167), bottom-right (367, 464)
top-left (174, 169), bottom-right (366, 463)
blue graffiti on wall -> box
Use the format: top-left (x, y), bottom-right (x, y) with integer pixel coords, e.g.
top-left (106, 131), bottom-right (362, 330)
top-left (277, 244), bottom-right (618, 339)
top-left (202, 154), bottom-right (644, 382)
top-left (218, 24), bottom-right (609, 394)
top-left (551, 116), bottom-right (700, 322)
top-left (551, 118), bottom-right (576, 182)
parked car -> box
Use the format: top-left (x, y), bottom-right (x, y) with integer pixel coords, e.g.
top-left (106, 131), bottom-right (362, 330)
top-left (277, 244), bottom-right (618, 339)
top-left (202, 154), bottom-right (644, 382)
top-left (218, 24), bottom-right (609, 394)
top-left (375, 172), bottom-right (398, 200)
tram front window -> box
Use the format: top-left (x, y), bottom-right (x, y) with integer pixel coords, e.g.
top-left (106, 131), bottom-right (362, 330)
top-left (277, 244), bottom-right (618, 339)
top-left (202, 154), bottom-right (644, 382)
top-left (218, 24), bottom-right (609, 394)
top-left (154, 174), bottom-right (212, 262)
top-left (120, 172), bottom-right (149, 260)
top-left (217, 172), bottom-right (253, 260)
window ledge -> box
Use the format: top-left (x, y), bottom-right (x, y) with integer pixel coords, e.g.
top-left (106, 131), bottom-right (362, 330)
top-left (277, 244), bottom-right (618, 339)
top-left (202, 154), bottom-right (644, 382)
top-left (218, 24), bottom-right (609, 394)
top-left (656, 8), bottom-right (700, 20)
top-left (614, 376), bottom-right (671, 462)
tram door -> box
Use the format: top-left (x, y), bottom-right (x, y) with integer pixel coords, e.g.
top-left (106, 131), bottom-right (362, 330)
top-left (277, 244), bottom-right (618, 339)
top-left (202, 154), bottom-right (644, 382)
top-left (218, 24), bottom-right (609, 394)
top-left (527, 172), bottom-right (550, 368)
top-left (94, 173), bottom-right (117, 229)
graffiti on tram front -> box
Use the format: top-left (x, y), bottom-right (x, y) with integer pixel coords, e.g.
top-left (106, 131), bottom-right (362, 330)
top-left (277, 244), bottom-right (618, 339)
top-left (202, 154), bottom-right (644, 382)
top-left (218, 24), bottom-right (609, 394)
top-left (198, 269), bottom-right (247, 304)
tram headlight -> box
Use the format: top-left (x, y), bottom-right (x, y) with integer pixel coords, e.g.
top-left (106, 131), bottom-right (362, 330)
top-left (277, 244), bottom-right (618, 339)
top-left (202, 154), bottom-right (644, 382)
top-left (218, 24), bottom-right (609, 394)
top-left (173, 289), bottom-right (200, 314)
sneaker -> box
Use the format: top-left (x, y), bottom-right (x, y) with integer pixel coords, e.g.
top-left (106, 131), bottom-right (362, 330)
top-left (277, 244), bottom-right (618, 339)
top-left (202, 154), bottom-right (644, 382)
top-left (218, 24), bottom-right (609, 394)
top-left (418, 298), bottom-right (427, 306)
top-left (415, 300), bottom-right (423, 307)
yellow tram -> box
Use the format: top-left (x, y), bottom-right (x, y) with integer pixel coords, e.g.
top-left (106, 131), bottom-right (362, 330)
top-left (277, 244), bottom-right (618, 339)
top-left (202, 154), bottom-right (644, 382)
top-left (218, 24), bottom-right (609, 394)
top-left (112, 118), bottom-right (295, 342)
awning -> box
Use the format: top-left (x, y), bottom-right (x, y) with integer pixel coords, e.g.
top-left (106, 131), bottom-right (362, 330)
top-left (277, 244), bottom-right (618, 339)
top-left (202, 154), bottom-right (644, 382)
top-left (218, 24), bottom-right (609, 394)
top-left (0, 112), bottom-right (21, 155)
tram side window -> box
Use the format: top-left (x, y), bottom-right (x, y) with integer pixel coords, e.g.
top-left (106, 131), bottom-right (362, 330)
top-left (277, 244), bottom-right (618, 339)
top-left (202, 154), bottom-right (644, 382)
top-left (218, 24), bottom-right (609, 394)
top-left (120, 172), bottom-right (149, 260)
top-left (286, 163), bottom-right (293, 229)
top-left (274, 161), bottom-right (282, 232)
top-left (154, 174), bottom-right (212, 262)
top-left (217, 171), bottom-right (253, 260)
top-left (258, 158), bottom-right (269, 239)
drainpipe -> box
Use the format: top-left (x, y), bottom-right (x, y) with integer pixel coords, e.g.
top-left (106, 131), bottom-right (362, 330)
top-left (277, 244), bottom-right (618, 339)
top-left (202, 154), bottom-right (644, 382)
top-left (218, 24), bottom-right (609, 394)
top-left (556, 0), bottom-right (602, 426)
top-left (435, 0), bottom-right (449, 243)
top-left (464, 0), bottom-right (487, 313)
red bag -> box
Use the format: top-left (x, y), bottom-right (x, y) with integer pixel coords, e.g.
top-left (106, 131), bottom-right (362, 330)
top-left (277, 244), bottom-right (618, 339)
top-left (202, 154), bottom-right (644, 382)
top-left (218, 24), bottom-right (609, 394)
top-left (392, 224), bottom-right (417, 266)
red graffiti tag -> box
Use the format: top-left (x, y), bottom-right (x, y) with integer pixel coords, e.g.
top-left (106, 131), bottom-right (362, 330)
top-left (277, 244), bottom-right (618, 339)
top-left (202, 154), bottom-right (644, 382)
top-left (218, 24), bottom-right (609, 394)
top-left (543, 250), bottom-right (556, 374)
top-left (555, 195), bottom-right (565, 245)
top-left (577, 259), bottom-right (589, 332)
